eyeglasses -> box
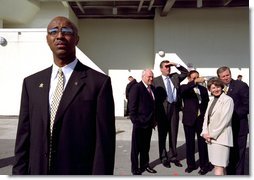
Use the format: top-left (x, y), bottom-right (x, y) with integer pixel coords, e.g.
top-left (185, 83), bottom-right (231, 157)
top-left (48, 27), bottom-right (74, 36)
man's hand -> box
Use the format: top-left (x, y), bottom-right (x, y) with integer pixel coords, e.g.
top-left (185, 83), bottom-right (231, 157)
top-left (194, 77), bottom-right (206, 84)
top-left (165, 61), bottom-right (177, 67)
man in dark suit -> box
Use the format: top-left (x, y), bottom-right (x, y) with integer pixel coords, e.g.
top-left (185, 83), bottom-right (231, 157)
top-left (12, 16), bottom-right (115, 175)
top-left (217, 66), bottom-right (249, 175)
top-left (125, 76), bottom-right (137, 117)
top-left (180, 70), bottom-right (213, 175)
top-left (153, 60), bottom-right (188, 168)
top-left (128, 69), bottom-right (157, 175)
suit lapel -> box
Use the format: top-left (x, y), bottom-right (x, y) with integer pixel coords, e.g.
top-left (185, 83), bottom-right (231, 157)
top-left (227, 80), bottom-right (234, 95)
top-left (54, 61), bottom-right (87, 123)
top-left (37, 67), bottom-right (52, 130)
top-left (159, 76), bottom-right (166, 90)
top-left (170, 75), bottom-right (176, 88)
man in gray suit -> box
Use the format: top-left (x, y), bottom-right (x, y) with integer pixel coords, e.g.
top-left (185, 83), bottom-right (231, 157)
top-left (153, 60), bottom-right (188, 168)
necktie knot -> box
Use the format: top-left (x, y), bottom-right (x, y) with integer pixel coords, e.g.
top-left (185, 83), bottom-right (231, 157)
top-left (223, 85), bottom-right (229, 94)
top-left (57, 68), bottom-right (64, 80)
top-left (58, 68), bottom-right (62, 74)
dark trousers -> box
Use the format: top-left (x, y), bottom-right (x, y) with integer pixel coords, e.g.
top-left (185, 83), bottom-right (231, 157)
top-left (227, 134), bottom-right (248, 175)
top-left (183, 123), bottom-right (209, 169)
top-left (157, 102), bottom-right (179, 161)
top-left (131, 126), bottom-right (152, 172)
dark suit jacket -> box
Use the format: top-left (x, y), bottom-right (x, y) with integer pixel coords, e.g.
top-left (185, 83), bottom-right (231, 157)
top-left (153, 65), bottom-right (188, 115)
top-left (128, 81), bottom-right (155, 128)
top-left (12, 61), bottom-right (116, 175)
top-left (227, 79), bottom-right (249, 136)
top-left (180, 81), bottom-right (209, 126)
top-left (125, 79), bottom-right (137, 100)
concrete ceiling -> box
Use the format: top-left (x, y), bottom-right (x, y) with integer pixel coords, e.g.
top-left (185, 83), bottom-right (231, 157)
top-left (0, 0), bottom-right (249, 25)
top-left (68, 0), bottom-right (249, 19)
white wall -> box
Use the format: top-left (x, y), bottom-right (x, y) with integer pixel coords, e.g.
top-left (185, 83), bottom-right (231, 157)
top-left (0, 29), bottom-right (51, 115)
top-left (0, 29), bottom-right (102, 115)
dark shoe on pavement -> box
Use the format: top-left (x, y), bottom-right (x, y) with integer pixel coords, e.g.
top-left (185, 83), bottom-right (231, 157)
top-left (162, 160), bottom-right (171, 168)
top-left (145, 166), bottom-right (157, 173)
top-left (185, 166), bottom-right (198, 173)
top-left (132, 169), bottom-right (142, 175)
top-left (198, 163), bottom-right (214, 175)
top-left (198, 168), bottom-right (209, 175)
top-left (171, 160), bottom-right (183, 167)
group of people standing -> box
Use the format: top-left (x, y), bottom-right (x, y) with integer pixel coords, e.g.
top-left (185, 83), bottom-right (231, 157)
top-left (12, 16), bottom-right (248, 176)
top-left (127, 61), bottom-right (249, 176)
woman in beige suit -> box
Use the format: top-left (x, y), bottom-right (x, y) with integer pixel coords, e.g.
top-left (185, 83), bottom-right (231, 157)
top-left (201, 78), bottom-right (234, 175)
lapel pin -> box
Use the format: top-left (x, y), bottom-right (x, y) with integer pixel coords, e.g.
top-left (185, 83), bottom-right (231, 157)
top-left (75, 82), bottom-right (78, 86)
top-left (39, 83), bottom-right (44, 88)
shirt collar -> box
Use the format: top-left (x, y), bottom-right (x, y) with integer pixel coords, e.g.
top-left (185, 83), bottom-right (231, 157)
top-left (142, 80), bottom-right (149, 88)
top-left (52, 58), bottom-right (78, 79)
top-left (162, 74), bottom-right (170, 80)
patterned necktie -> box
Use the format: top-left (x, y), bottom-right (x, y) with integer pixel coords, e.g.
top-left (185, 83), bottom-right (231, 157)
top-left (166, 77), bottom-right (174, 103)
top-left (50, 68), bottom-right (64, 134)
top-left (49, 68), bottom-right (64, 169)
top-left (224, 85), bottom-right (229, 94)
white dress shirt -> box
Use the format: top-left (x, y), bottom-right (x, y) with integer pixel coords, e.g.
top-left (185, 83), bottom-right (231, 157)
top-left (162, 75), bottom-right (176, 102)
top-left (49, 59), bottom-right (78, 106)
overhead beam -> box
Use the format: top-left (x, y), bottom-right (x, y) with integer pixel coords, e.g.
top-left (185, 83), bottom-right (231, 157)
top-left (137, 0), bottom-right (145, 12)
top-left (76, 1), bottom-right (85, 13)
top-left (224, 0), bottom-right (233, 6)
top-left (161, 0), bottom-right (176, 16)
top-left (197, 0), bottom-right (202, 8)
top-left (148, 0), bottom-right (155, 11)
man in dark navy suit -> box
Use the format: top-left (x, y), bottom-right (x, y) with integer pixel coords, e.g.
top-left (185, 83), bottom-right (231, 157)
top-left (128, 69), bottom-right (157, 175)
top-left (180, 70), bottom-right (213, 175)
top-left (217, 66), bottom-right (249, 175)
top-left (125, 76), bottom-right (137, 117)
top-left (12, 16), bottom-right (115, 175)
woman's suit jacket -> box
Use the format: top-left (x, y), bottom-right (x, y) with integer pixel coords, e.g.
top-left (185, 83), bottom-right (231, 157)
top-left (12, 61), bottom-right (116, 175)
top-left (201, 93), bottom-right (234, 147)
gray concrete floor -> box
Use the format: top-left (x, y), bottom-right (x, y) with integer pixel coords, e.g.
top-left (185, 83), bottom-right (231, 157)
top-left (0, 115), bottom-right (249, 176)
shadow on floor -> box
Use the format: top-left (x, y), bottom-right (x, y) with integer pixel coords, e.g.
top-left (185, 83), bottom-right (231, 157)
top-left (149, 141), bottom-right (249, 175)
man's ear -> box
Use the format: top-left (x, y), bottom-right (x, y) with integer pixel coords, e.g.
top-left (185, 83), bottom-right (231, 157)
top-left (75, 35), bottom-right (80, 45)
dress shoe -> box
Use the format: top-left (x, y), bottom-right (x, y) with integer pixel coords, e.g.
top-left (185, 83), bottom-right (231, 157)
top-left (171, 160), bottom-right (183, 167)
top-left (198, 168), bottom-right (209, 175)
top-left (185, 166), bottom-right (198, 173)
top-left (132, 169), bottom-right (142, 175)
top-left (198, 163), bottom-right (214, 175)
top-left (162, 160), bottom-right (171, 168)
top-left (145, 166), bottom-right (157, 173)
